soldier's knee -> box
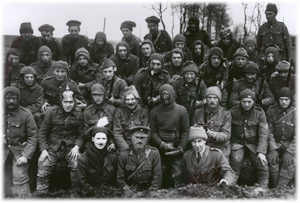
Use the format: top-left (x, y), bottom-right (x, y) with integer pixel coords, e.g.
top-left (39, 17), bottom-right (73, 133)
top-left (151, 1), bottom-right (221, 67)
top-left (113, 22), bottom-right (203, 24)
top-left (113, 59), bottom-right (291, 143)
top-left (37, 167), bottom-right (51, 177)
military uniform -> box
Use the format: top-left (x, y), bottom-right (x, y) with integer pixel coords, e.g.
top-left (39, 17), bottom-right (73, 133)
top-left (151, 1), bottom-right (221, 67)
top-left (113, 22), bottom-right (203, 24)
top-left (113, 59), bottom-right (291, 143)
top-left (172, 77), bottom-right (206, 113)
top-left (4, 63), bottom-right (25, 87)
top-left (269, 74), bottom-right (296, 103)
top-left (267, 104), bottom-right (296, 188)
top-left (98, 76), bottom-right (128, 108)
top-left (113, 104), bottom-right (149, 151)
top-left (215, 39), bottom-right (242, 62)
top-left (133, 67), bottom-right (171, 107)
top-left (144, 30), bottom-right (173, 55)
top-left (122, 35), bottom-right (140, 59)
top-left (41, 76), bottom-right (84, 106)
top-left (257, 19), bottom-right (291, 61)
top-left (31, 62), bottom-right (54, 85)
top-left (61, 34), bottom-right (89, 65)
top-left (192, 106), bottom-right (231, 158)
top-left (39, 38), bottom-right (63, 61)
top-left (229, 78), bottom-right (274, 109)
top-left (163, 48), bottom-right (193, 64)
top-left (10, 36), bottom-right (42, 66)
top-left (182, 146), bottom-right (235, 185)
top-left (230, 105), bottom-right (269, 186)
top-left (88, 42), bottom-right (115, 64)
top-left (117, 145), bottom-right (162, 190)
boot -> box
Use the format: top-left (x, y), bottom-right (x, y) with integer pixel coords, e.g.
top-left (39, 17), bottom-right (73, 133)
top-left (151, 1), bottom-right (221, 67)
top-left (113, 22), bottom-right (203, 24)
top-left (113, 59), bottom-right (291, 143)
top-left (269, 171), bottom-right (279, 188)
top-left (70, 170), bottom-right (77, 189)
top-left (36, 176), bottom-right (50, 195)
top-left (276, 176), bottom-right (290, 188)
top-left (12, 183), bottom-right (31, 198)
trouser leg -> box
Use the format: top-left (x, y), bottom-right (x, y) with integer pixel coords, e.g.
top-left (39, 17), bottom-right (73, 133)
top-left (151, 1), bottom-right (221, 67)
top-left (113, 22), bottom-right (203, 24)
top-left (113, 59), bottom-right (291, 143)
top-left (229, 147), bottom-right (245, 184)
top-left (11, 155), bottom-right (30, 197)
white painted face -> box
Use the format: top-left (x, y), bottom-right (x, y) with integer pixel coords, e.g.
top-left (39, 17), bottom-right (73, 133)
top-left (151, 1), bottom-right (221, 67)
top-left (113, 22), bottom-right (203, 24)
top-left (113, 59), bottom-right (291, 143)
top-left (92, 132), bottom-right (108, 149)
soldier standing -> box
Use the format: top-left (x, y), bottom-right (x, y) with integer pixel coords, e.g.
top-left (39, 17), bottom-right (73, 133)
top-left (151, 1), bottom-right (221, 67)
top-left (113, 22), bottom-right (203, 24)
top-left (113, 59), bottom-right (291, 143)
top-left (113, 86), bottom-right (149, 151)
top-left (117, 126), bottom-right (162, 190)
top-left (144, 16), bottom-right (173, 55)
top-left (230, 89), bottom-right (269, 187)
top-left (38, 24), bottom-right (63, 61)
top-left (164, 48), bottom-right (185, 81)
top-left (257, 3), bottom-right (291, 61)
top-left (120, 21), bottom-right (140, 59)
top-left (243, 37), bottom-right (264, 65)
top-left (10, 22), bottom-right (42, 66)
top-left (62, 20), bottom-right (89, 66)
top-left (4, 87), bottom-right (37, 197)
top-left (140, 39), bottom-right (155, 69)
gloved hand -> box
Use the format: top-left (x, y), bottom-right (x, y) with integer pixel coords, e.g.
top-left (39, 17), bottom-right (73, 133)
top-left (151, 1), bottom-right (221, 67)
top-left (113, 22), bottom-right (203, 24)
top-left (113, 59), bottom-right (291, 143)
top-left (164, 147), bottom-right (183, 157)
top-left (282, 151), bottom-right (294, 166)
top-left (219, 182), bottom-right (228, 190)
top-left (41, 101), bottom-right (51, 114)
top-left (267, 149), bottom-right (279, 165)
top-left (160, 142), bottom-right (176, 152)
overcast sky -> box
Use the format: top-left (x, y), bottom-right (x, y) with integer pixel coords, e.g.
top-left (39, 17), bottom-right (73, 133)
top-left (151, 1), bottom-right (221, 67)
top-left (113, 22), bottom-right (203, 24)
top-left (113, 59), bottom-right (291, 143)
top-left (1, 0), bottom-right (299, 41)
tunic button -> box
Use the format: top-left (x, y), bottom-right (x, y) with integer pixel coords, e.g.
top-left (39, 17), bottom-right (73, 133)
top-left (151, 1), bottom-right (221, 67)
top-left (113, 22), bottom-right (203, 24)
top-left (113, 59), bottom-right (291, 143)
top-left (7, 130), bottom-right (9, 132)
top-left (284, 112), bottom-right (286, 114)
top-left (131, 121), bottom-right (133, 123)
top-left (245, 120), bottom-right (247, 122)
top-left (283, 121), bottom-right (285, 123)
top-left (282, 129), bottom-right (284, 131)
top-left (8, 145), bottom-right (10, 147)
top-left (244, 128), bottom-right (246, 130)
top-left (7, 138), bottom-right (9, 140)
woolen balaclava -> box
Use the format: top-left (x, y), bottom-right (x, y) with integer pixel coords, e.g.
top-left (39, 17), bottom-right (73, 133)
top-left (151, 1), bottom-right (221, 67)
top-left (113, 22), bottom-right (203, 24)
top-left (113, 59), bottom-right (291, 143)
top-left (19, 22), bottom-right (33, 34)
top-left (149, 53), bottom-right (165, 71)
top-left (116, 41), bottom-right (130, 58)
top-left (205, 86), bottom-right (222, 101)
top-left (208, 47), bottom-right (223, 68)
top-left (75, 47), bottom-right (91, 61)
top-left (4, 86), bottom-right (20, 113)
top-left (38, 45), bottom-right (52, 66)
top-left (141, 39), bottom-right (156, 54)
top-left (264, 47), bottom-right (279, 65)
top-left (91, 83), bottom-right (107, 109)
top-left (159, 84), bottom-right (176, 107)
top-left (173, 34), bottom-right (186, 47)
top-left (20, 66), bottom-right (37, 87)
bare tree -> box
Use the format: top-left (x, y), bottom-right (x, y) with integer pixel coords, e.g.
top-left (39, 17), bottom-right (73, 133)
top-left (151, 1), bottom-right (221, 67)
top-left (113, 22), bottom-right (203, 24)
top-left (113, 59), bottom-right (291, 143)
top-left (242, 2), bottom-right (249, 39)
top-left (170, 3), bottom-right (176, 38)
top-left (150, 2), bottom-right (168, 30)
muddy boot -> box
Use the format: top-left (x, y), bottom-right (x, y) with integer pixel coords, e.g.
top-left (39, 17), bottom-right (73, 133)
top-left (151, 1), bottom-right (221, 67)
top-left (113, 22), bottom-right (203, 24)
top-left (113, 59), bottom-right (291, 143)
top-left (276, 176), bottom-right (290, 188)
top-left (12, 183), bottom-right (31, 198)
top-left (70, 170), bottom-right (77, 189)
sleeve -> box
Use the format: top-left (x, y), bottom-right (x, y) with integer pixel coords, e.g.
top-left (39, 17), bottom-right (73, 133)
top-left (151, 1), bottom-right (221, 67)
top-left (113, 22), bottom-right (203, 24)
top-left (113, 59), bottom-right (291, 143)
top-left (179, 108), bottom-right (190, 150)
top-left (113, 109), bottom-right (130, 151)
top-left (75, 113), bottom-right (84, 148)
top-left (125, 57), bottom-right (139, 85)
top-left (229, 81), bottom-right (240, 108)
top-left (26, 86), bottom-right (44, 113)
top-left (83, 110), bottom-right (91, 138)
top-left (56, 41), bottom-right (64, 61)
top-left (266, 109), bottom-right (278, 152)
top-left (133, 71), bottom-right (143, 103)
top-left (22, 112), bottom-right (38, 160)
top-left (257, 111), bottom-right (269, 155)
top-left (116, 152), bottom-right (129, 188)
top-left (77, 156), bottom-right (92, 191)
top-left (38, 109), bottom-right (52, 151)
top-left (217, 152), bottom-right (236, 186)
top-left (149, 109), bottom-right (163, 148)
top-left (107, 44), bottom-right (115, 59)
top-left (111, 80), bottom-right (127, 107)
top-left (150, 149), bottom-right (162, 189)
top-left (283, 24), bottom-right (291, 61)
top-left (213, 110), bottom-right (231, 143)
top-left (262, 81), bottom-right (275, 107)
top-left (85, 65), bottom-right (103, 91)
top-left (286, 110), bottom-right (296, 155)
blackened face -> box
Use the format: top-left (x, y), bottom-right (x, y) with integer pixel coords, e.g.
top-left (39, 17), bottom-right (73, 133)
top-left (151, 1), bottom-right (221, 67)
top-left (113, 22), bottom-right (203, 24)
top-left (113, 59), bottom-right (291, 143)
top-left (245, 72), bottom-right (257, 83)
top-left (160, 90), bottom-right (171, 105)
top-left (189, 22), bottom-right (197, 32)
top-left (245, 44), bottom-right (255, 55)
top-left (21, 31), bottom-right (33, 40)
top-left (278, 70), bottom-right (289, 82)
top-left (92, 94), bottom-right (105, 105)
top-left (222, 37), bottom-right (231, 46)
top-left (96, 38), bottom-right (105, 48)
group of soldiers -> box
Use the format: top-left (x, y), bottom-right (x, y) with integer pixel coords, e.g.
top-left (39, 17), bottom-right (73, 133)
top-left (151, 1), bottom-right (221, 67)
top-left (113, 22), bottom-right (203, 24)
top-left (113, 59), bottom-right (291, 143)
top-left (4, 3), bottom-right (296, 198)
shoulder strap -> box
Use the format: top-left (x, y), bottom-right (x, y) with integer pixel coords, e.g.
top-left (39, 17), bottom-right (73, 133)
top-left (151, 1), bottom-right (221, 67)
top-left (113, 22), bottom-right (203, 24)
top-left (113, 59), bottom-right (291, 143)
top-left (274, 108), bottom-right (296, 124)
top-left (127, 149), bottom-right (151, 181)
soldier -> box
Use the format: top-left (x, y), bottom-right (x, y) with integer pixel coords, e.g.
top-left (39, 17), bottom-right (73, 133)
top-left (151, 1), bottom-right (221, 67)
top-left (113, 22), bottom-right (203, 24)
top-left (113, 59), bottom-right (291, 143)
top-left (11, 66), bottom-right (44, 128)
top-left (133, 53), bottom-right (171, 109)
top-left (172, 61), bottom-right (206, 114)
top-left (230, 89), bottom-right (269, 187)
top-left (163, 34), bottom-right (193, 64)
top-left (88, 32), bottom-right (115, 64)
top-left (110, 41), bottom-right (139, 86)
top-left (10, 22), bottom-right (42, 66)
top-left (199, 47), bottom-right (228, 107)
top-left (140, 39), bottom-right (155, 69)
top-left (36, 87), bottom-right (84, 194)
top-left (40, 60), bottom-right (85, 114)
top-left (266, 87), bottom-right (296, 188)
top-left (4, 86), bottom-right (37, 197)
top-left (164, 48), bottom-right (184, 81)
top-left (181, 126), bottom-right (235, 187)
top-left (183, 16), bottom-right (213, 51)
top-left (38, 24), bottom-right (63, 61)
top-left (191, 40), bottom-right (205, 67)
top-left (144, 16), bottom-right (172, 55)
top-left (192, 86), bottom-right (231, 160)
top-left (4, 48), bottom-right (25, 87)
top-left (257, 3), bottom-right (291, 61)
top-left (69, 47), bottom-right (102, 105)
top-left (98, 58), bottom-right (128, 108)
top-left (120, 21), bottom-right (140, 58)
top-left (77, 126), bottom-right (118, 194)
top-left (83, 83), bottom-right (116, 146)
top-left (215, 28), bottom-right (242, 61)
top-left (269, 60), bottom-right (296, 105)
top-left (150, 84), bottom-right (189, 188)
top-left (117, 126), bottom-right (162, 190)
top-left (62, 20), bottom-right (89, 66)
top-left (229, 62), bottom-right (274, 109)
top-left (31, 45), bottom-right (54, 85)
top-left (244, 37), bottom-right (264, 65)
top-left (113, 86), bottom-right (149, 151)
top-left (261, 47), bottom-right (279, 83)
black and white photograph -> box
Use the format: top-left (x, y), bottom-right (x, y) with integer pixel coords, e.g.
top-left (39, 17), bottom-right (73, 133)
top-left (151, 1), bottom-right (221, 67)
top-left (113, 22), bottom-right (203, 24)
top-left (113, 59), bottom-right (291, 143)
top-left (1, 0), bottom-right (298, 199)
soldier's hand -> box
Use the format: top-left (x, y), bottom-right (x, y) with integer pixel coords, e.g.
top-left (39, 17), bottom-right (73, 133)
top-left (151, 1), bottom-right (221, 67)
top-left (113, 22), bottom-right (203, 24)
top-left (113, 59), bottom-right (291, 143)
top-left (257, 153), bottom-right (268, 167)
top-left (97, 116), bottom-right (109, 127)
top-left (39, 150), bottom-right (51, 165)
top-left (218, 181), bottom-right (229, 190)
top-left (69, 145), bottom-right (80, 162)
top-left (78, 82), bottom-right (86, 88)
top-left (17, 156), bottom-right (28, 166)
top-left (270, 71), bottom-right (279, 78)
top-left (267, 149), bottom-right (279, 165)
top-left (282, 152), bottom-right (294, 166)
top-left (41, 101), bottom-right (51, 113)
top-left (160, 142), bottom-right (176, 152)
top-left (3, 134), bottom-right (7, 144)
top-left (165, 147), bottom-right (183, 157)
top-left (108, 96), bottom-right (115, 104)
top-left (107, 143), bottom-right (115, 151)
top-left (207, 130), bottom-right (216, 139)
top-left (216, 80), bottom-right (224, 90)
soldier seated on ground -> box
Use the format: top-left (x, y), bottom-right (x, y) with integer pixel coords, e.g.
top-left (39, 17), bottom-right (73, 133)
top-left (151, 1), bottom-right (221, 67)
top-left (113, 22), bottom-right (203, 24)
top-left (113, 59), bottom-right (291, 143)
top-left (117, 126), bottom-right (162, 191)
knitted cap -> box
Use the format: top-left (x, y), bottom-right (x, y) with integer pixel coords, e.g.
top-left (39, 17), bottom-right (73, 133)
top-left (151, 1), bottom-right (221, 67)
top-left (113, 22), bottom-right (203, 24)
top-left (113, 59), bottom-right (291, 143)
top-left (189, 126), bottom-right (207, 141)
top-left (173, 34), bottom-right (186, 43)
top-left (141, 39), bottom-right (155, 53)
top-left (233, 48), bottom-right (249, 58)
top-left (244, 37), bottom-right (257, 47)
top-left (266, 3), bottom-right (278, 14)
top-left (6, 48), bottom-right (20, 57)
top-left (38, 45), bottom-right (52, 58)
top-left (182, 62), bottom-right (198, 75)
top-left (95, 32), bottom-right (107, 41)
top-left (75, 47), bottom-right (90, 60)
top-left (4, 86), bottom-right (20, 102)
top-left (19, 22), bottom-right (33, 34)
top-left (53, 60), bottom-right (69, 70)
top-left (145, 16), bottom-right (160, 24)
top-left (159, 84), bottom-right (175, 97)
top-left (209, 47), bottom-right (223, 59)
top-left (121, 85), bottom-right (140, 100)
top-left (102, 58), bottom-right (116, 70)
top-left (66, 20), bottom-right (81, 27)
top-left (150, 53), bottom-right (164, 64)
top-left (278, 87), bottom-right (293, 100)
top-left (38, 24), bottom-right (55, 32)
top-left (205, 86), bottom-right (222, 101)
top-left (265, 46), bottom-right (279, 58)
top-left (91, 83), bottom-right (106, 95)
top-left (243, 62), bottom-right (259, 73)
top-left (120, 21), bottom-right (136, 31)
top-left (239, 89), bottom-right (256, 101)
top-left (20, 66), bottom-right (36, 76)
top-left (171, 48), bottom-right (183, 58)
top-left (276, 60), bottom-right (290, 71)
